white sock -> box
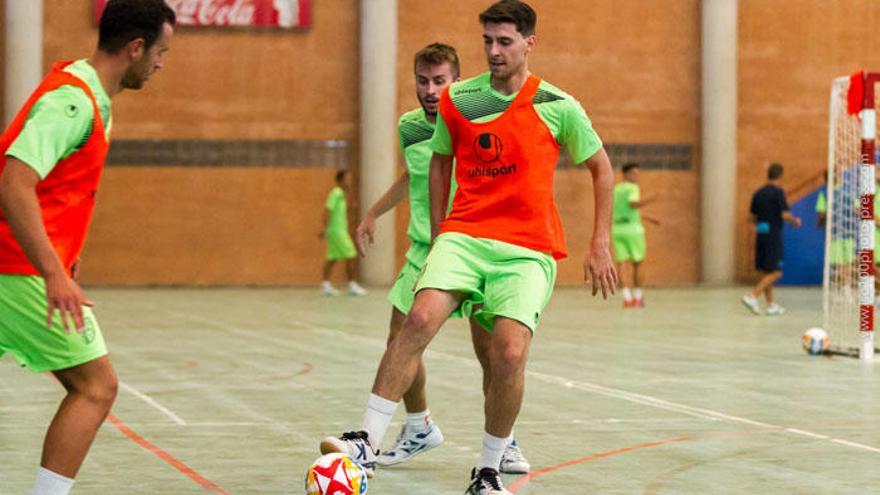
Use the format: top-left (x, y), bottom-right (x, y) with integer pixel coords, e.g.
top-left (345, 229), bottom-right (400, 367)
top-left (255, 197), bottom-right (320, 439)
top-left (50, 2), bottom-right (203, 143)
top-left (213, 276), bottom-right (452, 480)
top-left (361, 393), bottom-right (399, 448)
top-left (405, 410), bottom-right (431, 431)
top-left (622, 287), bottom-right (633, 301)
top-left (321, 280), bottom-right (332, 287)
top-left (32, 467), bottom-right (74, 495)
top-left (634, 288), bottom-right (643, 300)
top-left (478, 432), bottom-right (513, 471)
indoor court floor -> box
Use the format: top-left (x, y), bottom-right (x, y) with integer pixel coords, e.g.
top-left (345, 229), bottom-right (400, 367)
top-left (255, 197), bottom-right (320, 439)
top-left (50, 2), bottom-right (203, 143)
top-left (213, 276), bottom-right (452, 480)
top-left (2, 286), bottom-right (879, 494)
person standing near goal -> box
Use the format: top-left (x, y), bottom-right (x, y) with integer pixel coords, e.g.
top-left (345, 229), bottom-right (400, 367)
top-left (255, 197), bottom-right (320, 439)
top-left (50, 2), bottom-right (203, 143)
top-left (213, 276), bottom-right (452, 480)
top-left (742, 163), bottom-right (802, 316)
top-left (355, 43), bottom-right (531, 473)
top-left (611, 162), bottom-right (659, 308)
top-left (0, 2), bottom-right (175, 494)
top-left (319, 1), bottom-right (617, 493)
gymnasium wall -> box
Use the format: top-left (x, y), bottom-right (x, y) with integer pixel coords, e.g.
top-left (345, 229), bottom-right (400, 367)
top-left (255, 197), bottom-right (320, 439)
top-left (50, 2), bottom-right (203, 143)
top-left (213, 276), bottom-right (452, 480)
top-left (44, 0), bottom-right (360, 285)
top-left (396, 0), bottom-right (702, 286)
top-left (736, 0), bottom-right (880, 281)
top-left (43, 0), bottom-right (700, 286)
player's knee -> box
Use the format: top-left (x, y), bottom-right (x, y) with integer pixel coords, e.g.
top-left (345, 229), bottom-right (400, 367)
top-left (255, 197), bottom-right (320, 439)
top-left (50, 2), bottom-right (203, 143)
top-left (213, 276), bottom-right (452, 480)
top-left (79, 374), bottom-right (118, 409)
top-left (402, 307), bottom-right (436, 338)
top-left (491, 344), bottom-right (528, 374)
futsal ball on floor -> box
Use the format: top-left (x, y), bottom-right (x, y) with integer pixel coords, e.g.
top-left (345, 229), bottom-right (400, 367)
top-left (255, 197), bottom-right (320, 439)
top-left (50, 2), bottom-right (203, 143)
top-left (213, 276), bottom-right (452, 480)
top-left (305, 453), bottom-right (368, 495)
top-left (802, 327), bottom-right (830, 355)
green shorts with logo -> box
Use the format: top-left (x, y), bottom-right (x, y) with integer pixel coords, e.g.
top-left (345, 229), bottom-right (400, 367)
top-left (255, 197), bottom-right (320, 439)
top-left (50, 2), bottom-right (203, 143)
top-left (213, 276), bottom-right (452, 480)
top-left (612, 226), bottom-right (646, 263)
top-left (326, 229), bottom-right (357, 260)
top-left (0, 275), bottom-right (107, 372)
top-left (415, 233), bottom-right (557, 333)
top-left (388, 242), bottom-right (430, 314)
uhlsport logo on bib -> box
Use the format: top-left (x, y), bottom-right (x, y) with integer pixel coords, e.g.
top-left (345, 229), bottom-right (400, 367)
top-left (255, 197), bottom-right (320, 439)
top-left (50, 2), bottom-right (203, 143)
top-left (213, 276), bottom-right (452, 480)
top-left (470, 133), bottom-right (517, 178)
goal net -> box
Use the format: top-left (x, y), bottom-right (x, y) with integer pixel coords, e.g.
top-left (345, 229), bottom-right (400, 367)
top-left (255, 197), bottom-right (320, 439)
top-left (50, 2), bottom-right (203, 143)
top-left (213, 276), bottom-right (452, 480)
top-left (823, 72), bottom-right (879, 360)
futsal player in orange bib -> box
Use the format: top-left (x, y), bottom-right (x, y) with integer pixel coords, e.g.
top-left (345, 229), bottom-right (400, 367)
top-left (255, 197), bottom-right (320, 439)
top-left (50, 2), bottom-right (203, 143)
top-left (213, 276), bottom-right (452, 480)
top-left (320, 2), bottom-right (617, 493)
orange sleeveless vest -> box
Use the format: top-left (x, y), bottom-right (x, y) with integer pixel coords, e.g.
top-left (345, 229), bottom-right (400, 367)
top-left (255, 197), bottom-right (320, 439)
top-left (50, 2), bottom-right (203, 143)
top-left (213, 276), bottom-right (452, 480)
top-left (0, 61), bottom-right (110, 276)
top-left (439, 75), bottom-right (567, 259)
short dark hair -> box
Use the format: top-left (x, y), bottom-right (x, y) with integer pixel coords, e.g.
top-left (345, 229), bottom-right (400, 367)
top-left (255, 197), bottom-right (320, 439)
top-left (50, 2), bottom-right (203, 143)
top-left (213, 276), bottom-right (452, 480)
top-left (335, 170), bottom-right (348, 183)
top-left (414, 43), bottom-right (461, 79)
top-left (768, 162), bottom-right (784, 180)
top-left (622, 162), bottom-right (640, 174)
top-left (479, 0), bottom-right (537, 36)
top-left (98, 0), bottom-right (176, 54)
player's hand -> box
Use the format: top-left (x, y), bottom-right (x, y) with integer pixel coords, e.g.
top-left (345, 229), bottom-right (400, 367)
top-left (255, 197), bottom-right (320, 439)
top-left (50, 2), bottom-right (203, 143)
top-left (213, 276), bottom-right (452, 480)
top-left (43, 272), bottom-right (94, 334)
top-left (356, 214), bottom-right (376, 257)
top-left (794, 217), bottom-right (802, 228)
top-left (585, 242), bottom-right (617, 299)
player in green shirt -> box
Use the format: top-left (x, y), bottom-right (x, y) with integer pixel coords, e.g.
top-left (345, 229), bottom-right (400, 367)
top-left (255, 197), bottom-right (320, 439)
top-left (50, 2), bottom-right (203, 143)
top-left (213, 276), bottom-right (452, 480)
top-left (355, 43), bottom-right (531, 473)
top-left (611, 163), bottom-right (659, 308)
top-left (0, 2), bottom-right (175, 494)
top-left (319, 170), bottom-right (366, 296)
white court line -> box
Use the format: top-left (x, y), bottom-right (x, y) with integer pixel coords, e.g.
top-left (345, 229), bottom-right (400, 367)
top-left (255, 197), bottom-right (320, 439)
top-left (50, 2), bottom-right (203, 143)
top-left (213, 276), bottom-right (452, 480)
top-left (306, 323), bottom-right (880, 455)
top-left (119, 381), bottom-right (187, 426)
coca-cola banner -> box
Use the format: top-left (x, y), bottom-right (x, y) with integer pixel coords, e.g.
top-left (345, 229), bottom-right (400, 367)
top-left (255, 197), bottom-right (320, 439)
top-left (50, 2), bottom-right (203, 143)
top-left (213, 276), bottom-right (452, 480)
top-left (94, 0), bottom-right (311, 29)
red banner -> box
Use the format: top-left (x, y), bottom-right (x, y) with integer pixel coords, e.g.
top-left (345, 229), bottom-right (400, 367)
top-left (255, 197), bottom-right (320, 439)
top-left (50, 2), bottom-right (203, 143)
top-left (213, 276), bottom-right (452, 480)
top-left (94, 0), bottom-right (311, 29)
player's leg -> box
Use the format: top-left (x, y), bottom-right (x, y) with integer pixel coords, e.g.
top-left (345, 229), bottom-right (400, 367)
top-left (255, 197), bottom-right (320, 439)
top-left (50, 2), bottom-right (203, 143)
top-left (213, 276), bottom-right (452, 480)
top-left (612, 232), bottom-right (634, 307)
top-left (375, 305), bottom-right (444, 467)
top-left (345, 258), bottom-right (367, 295)
top-left (470, 320), bottom-right (531, 474)
top-left (466, 241), bottom-right (555, 494)
top-left (321, 288), bottom-right (462, 475)
top-left (320, 260), bottom-right (339, 295)
top-left (631, 231), bottom-right (647, 307)
top-left (42, 357), bottom-right (118, 478)
top-left (0, 275), bottom-right (111, 495)
top-left (761, 270), bottom-right (784, 315)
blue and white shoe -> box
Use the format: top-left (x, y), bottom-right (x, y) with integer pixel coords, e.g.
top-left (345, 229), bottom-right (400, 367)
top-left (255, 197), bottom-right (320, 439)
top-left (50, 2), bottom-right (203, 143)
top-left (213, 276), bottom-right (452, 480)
top-left (375, 422), bottom-right (444, 467)
top-left (320, 430), bottom-right (377, 477)
top-left (466, 467), bottom-right (511, 495)
top-left (499, 439), bottom-right (530, 474)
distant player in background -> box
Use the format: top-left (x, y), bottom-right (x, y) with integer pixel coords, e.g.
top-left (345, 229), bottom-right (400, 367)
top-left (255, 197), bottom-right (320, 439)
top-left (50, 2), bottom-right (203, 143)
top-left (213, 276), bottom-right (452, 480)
top-left (319, 170), bottom-right (367, 296)
top-left (355, 43), bottom-right (530, 473)
top-left (611, 162), bottom-right (659, 308)
top-left (742, 163), bottom-right (801, 315)
top-left (0, 2), bottom-right (175, 494)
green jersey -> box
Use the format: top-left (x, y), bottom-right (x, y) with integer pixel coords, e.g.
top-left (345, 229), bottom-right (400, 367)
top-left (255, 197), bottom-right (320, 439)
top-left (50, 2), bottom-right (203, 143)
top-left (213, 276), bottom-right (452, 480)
top-left (398, 107), bottom-right (458, 245)
top-left (613, 181), bottom-right (642, 231)
top-left (325, 186), bottom-right (349, 233)
top-left (815, 190), bottom-right (827, 214)
top-left (5, 59), bottom-right (112, 179)
top-left (429, 72), bottom-right (602, 164)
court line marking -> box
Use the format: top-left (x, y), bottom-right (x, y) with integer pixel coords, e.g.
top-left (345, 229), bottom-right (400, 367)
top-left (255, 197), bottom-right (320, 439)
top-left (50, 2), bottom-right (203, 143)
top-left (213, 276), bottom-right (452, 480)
top-left (507, 428), bottom-right (785, 493)
top-left (304, 323), bottom-right (880, 456)
top-left (119, 381), bottom-right (187, 426)
top-left (106, 413), bottom-right (231, 495)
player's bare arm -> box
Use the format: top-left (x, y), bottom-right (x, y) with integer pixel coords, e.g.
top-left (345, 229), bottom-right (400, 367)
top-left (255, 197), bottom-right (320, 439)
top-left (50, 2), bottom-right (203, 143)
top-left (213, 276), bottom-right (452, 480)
top-left (782, 210), bottom-right (802, 228)
top-left (356, 170), bottom-right (410, 256)
top-left (583, 148), bottom-right (618, 298)
top-left (0, 159), bottom-right (93, 333)
top-left (428, 152), bottom-right (454, 240)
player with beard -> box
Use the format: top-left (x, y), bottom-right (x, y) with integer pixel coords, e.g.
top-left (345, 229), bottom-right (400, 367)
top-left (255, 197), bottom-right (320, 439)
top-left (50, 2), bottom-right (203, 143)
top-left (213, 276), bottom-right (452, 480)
top-left (353, 43), bottom-right (530, 473)
top-left (320, 1), bottom-right (616, 493)
top-left (0, 2), bottom-right (175, 494)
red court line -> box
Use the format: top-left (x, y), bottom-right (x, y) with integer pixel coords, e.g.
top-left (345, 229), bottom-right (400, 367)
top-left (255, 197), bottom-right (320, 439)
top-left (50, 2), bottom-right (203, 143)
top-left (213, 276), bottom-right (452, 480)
top-left (106, 413), bottom-right (231, 495)
top-left (508, 428), bottom-right (784, 493)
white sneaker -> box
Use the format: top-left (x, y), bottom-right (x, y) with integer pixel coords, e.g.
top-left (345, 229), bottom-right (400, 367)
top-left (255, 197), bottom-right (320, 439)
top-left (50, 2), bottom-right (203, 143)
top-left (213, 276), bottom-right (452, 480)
top-left (766, 303), bottom-right (786, 316)
top-left (320, 281), bottom-right (340, 296)
top-left (347, 281), bottom-right (368, 296)
top-left (319, 430), bottom-right (377, 477)
top-left (741, 294), bottom-right (761, 315)
top-left (465, 467), bottom-right (511, 495)
top-left (499, 439), bottom-right (530, 474)
top-left (375, 422), bottom-right (444, 467)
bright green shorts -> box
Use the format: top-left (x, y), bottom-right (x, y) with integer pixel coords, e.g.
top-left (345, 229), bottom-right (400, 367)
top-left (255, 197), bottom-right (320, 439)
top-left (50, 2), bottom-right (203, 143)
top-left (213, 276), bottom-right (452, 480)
top-left (326, 229), bottom-right (357, 260)
top-left (612, 227), bottom-right (646, 263)
top-left (0, 275), bottom-right (107, 372)
top-left (828, 238), bottom-right (855, 266)
top-left (415, 233), bottom-right (557, 333)
top-left (388, 242), bottom-right (430, 314)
